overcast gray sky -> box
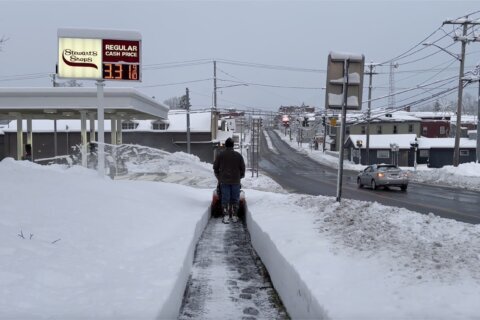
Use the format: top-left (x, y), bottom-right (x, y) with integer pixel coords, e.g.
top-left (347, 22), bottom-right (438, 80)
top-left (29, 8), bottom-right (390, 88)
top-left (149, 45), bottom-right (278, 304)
top-left (1, 1), bottom-right (479, 112)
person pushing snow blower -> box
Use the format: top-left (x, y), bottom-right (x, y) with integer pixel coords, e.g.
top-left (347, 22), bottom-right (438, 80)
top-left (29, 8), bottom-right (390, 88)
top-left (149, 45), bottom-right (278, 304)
top-left (213, 137), bottom-right (246, 224)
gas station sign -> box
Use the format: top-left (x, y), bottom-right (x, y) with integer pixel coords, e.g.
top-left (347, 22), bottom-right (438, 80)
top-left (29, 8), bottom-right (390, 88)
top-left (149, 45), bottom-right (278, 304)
top-left (58, 28), bottom-right (141, 81)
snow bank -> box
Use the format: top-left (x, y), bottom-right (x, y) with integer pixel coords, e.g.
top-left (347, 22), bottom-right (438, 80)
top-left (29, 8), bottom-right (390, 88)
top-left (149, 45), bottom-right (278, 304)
top-left (246, 190), bottom-right (480, 319)
top-left (0, 158), bottom-right (210, 319)
top-left (245, 196), bottom-right (328, 319)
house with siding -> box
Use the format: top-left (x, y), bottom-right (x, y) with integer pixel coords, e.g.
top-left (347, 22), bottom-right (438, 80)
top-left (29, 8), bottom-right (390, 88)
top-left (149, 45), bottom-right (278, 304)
top-left (345, 134), bottom-right (477, 167)
top-left (329, 112), bottom-right (421, 152)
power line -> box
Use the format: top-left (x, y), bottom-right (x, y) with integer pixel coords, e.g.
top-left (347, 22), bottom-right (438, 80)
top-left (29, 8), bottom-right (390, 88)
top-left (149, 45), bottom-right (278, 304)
top-left (218, 78), bottom-right (323, 90)
top-left (135, 78), bottom-right (212, 88)
top-left (217, 58), bottom-right (326, 73)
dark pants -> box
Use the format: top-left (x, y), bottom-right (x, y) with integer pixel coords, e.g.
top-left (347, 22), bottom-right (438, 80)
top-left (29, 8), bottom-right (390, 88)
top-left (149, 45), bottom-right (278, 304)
top-left (220, 183), bottom-right (241, 207)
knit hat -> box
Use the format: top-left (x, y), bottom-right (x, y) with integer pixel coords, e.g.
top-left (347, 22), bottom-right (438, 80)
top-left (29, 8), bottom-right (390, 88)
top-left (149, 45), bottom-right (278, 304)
top-left (225, 138), bottom-right (234, 148)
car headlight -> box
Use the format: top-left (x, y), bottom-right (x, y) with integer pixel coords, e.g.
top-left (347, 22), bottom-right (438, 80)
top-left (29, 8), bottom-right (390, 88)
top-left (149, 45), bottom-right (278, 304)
top-left (377, 173), bottom-right (385, 178)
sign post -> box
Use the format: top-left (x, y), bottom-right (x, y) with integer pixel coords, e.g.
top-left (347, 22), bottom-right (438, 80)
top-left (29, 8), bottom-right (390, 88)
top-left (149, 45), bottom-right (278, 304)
top-left (325, 52), bottom-right (365, 202)
top-left (57, 28), bottom-right (141, 176)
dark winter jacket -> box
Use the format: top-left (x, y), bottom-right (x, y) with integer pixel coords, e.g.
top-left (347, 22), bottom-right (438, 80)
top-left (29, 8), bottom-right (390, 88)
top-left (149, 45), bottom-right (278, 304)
top-left (213, 147), bottom-right (246, 184)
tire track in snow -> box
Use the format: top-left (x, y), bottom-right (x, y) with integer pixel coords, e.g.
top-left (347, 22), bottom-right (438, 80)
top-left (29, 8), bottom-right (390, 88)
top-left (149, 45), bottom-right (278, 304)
top-left (178, 218), bottom-right (289, 320)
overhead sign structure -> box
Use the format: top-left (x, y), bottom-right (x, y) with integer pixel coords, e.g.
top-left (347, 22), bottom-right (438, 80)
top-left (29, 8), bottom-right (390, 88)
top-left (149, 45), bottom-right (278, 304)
top-left (325, 52), bottom-right (365, 110)
top-left (58, 28), bottom-right (141, 81)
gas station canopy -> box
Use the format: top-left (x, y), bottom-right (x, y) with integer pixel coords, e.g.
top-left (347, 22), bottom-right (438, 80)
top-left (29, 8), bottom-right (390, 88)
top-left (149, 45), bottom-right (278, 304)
top-left (0, 87), bottom-right (168, 120)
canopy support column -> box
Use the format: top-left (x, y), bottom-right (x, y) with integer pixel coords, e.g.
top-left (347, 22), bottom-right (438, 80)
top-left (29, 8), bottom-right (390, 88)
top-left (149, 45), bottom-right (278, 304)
top-left (116, 118), bottom-right (122, 144)
top-left (80, 111), bottom-right (87, 167)
top-left (16, 116), bottom-right (23, 160)
top-left (111, 117), bottom-right (117, 145)
top-left (89, 112), bottom-right (96, 142)
top-left (27, 118), bottom-right (33, 161)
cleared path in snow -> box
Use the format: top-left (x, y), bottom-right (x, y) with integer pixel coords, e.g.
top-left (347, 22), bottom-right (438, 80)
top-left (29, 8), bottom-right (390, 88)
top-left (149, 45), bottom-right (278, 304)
top-left (178, 218), bottom-right (289, 320)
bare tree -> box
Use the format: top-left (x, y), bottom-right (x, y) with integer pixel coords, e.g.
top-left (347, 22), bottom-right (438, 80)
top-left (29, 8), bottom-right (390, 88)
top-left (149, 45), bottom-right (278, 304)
top-left (164, 96), bottom-right (185, 110)
top-left (0, 36), bottom-right (9, 51)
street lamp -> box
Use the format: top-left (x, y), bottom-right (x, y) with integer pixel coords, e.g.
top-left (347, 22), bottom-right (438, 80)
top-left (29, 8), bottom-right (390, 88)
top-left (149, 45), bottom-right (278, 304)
top-left (423, 42), bottom-right (465, 167)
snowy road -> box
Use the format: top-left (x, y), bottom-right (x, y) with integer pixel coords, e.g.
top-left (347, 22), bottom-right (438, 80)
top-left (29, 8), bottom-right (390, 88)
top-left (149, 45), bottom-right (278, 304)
top-left (178, 218), bottom-right (289, 320)
top-left (260, 130), bottom-right (480, 224)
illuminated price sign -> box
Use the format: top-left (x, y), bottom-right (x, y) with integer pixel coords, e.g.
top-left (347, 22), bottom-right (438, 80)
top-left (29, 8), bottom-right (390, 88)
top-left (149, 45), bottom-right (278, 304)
top-left (57, 29), bottom-right (142, 82)
top-left (103, 63), bottom-right (140, 81)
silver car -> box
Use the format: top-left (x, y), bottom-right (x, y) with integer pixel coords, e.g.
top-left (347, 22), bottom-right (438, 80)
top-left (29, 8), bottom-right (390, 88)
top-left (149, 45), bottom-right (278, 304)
top-left (357, 164), bottom-right (409, 191)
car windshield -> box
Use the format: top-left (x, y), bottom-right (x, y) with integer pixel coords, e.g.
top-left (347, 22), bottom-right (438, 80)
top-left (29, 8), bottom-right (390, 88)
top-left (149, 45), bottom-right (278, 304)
top-left (377, 165), bottom-right (398, 172)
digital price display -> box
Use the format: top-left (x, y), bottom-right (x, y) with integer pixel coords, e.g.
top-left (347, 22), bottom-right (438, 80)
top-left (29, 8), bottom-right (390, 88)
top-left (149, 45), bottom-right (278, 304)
top-left (103, 63), bottom-right (140, 81)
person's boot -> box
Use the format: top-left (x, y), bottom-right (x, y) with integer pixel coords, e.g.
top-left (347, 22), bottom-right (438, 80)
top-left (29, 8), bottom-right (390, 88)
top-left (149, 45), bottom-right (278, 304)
top-left (231, 203), bottom-right (239, 223)
top-left (222, 205), bottom-right (230, 224)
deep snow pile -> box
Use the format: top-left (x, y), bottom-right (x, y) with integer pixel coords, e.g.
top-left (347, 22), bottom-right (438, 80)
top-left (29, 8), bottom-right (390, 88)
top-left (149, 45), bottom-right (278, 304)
top-left (410, 162), bottom-right (480, 191)
top-left (295, 195), bottom-right (480, 281)
top-left (0, 157), bottom-right (210, 319)
top-left (247, 190), bottom-right (480, 319)
top-left (116, 144), bottom-right (285, 193)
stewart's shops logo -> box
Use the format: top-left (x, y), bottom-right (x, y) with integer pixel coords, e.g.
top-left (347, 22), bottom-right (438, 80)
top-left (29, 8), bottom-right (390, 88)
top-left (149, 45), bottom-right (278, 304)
top-left (62, 49), bottom-right (99, 69)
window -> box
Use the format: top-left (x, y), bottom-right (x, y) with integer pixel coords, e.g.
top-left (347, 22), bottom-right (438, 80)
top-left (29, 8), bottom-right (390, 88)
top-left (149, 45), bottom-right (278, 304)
top-left (122, 121), bottom-right (138, 130)
top-left (439, 126), bottom-right (446, 135)
top-left (460, 150), bottom-right (469, 156)
top-left (377, 125), bottom-right (382, 134)
top-left (393, 125), bottom-right (398, 134)
top-left (152, 121), bottom-right (169, 130)
top-left (419, 149), bottom-right (429, 158)
top-left (408, 124), bottom-right (414, 133)
top-left (361, 126), bottom-right (366, 134)
top-left (422, 126), bottom-right (428, 135)
top-left (377, 150), bottom-right (390, 159)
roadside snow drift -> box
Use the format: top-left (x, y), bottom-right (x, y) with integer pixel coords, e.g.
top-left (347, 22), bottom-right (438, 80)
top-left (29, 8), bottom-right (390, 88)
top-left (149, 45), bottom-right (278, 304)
top-left (0, 158), bottom-right (210, 319)
top-left (246, 190), bottom-right (480, 320)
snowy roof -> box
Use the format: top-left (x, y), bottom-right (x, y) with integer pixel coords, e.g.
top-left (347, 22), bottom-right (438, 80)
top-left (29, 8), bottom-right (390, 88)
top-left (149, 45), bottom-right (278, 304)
top-left (166, 110), bottom-right (212, 132)
top-left (215, 130), bottom-right (233, 143)
top-left (407, 111), bottom-right (452, 119)
top-left (417, 137), bottom-right (477, 149)
top-left (348, 134), bottom-right (477, 149)
top-left (0, 87), bottom-right (168, 120)
top-left (348, 134), bottom-right (417, 149)
top-left (3, 111), bottom-right (213, 133)
top-left (4, 119), bottom-right (111, 132)
top-left (344, 111), bottom-right (420, 123)
top-left (450, 115), bottom-right (477, 124)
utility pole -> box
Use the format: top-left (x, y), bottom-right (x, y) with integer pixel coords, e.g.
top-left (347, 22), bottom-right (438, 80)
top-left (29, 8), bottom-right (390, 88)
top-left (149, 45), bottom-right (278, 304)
top-left (443, 17), bottom-right (480, 166)
top-left (365, 62), bottom-right (377, 165)
top-left (186, 88), bottom-right (191, 154)
top-left (475, 64), bottom-right (480, 163)
top-left (213, 60), bottom-right (217, 109)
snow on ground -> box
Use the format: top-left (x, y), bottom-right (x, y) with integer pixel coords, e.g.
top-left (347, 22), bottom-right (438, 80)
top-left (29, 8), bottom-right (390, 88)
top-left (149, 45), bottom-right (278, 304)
top-left (247, 190), bottom-right (480, 319)
top-left (1, 146), bottom-right (479, 319)
top-left (0, 157), bottom-right (210, 319)
top-left (272, 129), bottom-right (480, 191)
